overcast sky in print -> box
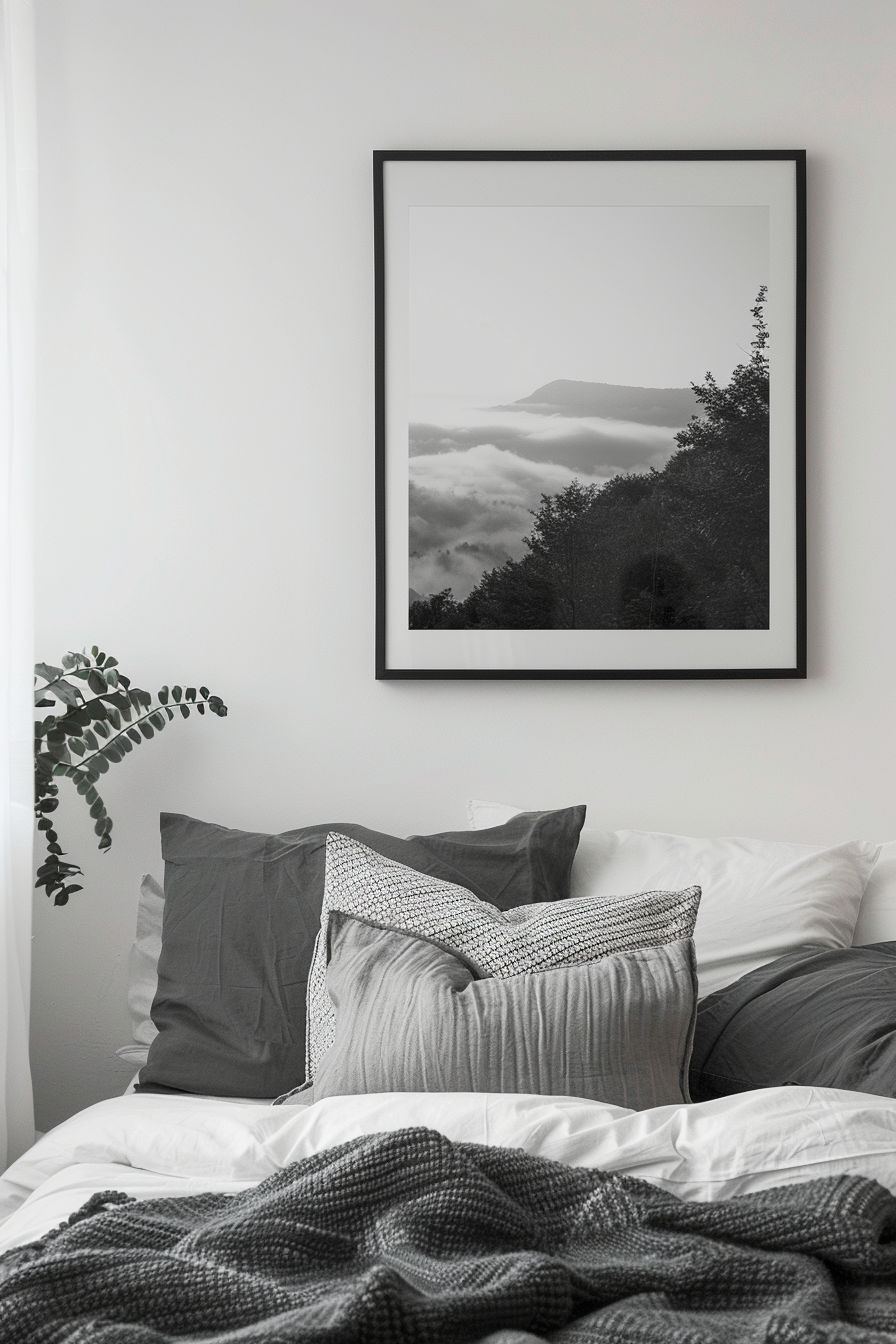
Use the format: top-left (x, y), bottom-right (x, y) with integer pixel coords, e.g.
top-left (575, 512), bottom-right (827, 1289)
top-left (408, 205), bottom-right (769, 603)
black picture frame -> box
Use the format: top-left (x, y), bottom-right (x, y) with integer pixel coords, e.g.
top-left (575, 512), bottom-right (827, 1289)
top-left (375, 150), bottom-right (806, 680)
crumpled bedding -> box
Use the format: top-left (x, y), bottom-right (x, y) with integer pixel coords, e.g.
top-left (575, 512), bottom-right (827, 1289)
top-left (4, 1087), bottom-right (896, 1339)
top-left (4, 1126), bottom-right (896, 1343)
top-left (7, 1086), bottom-right (896, 1255)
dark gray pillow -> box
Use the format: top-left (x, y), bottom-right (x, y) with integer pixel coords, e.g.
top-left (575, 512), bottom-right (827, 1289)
top-left (138, 806), bottom-right (585, 1099)
top-left (313, 909), bottom-right (696, 1109)
top-left (690, 943), bottom-right (896, 1101)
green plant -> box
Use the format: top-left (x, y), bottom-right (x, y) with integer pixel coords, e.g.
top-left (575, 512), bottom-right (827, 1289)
top-left (34, 647), bottom-right (227, 905)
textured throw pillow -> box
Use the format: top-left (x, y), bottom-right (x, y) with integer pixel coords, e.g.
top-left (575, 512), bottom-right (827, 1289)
top-left (468, 802), bottom-right (880, 998)
top-left (139, 805), bottom-right (586, 1098)
top-left (306, 831), bottom-right (701, 1084)
top-left (313, 910), bottom-right (697, 1108)
top-left (690, 943), bottom-right (896, 1101)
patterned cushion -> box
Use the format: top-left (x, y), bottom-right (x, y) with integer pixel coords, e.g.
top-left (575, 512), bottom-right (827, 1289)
top-left (305, 832), bottom-right (701, 1080)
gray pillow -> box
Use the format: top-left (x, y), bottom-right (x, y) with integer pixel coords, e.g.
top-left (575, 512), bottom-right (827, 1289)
top-left (314, 910), bottom-right (697, 1109)
top-left (137, 805), bottom-right (586, 1098)
top-left (690, 942), bottom-right (896, 1101)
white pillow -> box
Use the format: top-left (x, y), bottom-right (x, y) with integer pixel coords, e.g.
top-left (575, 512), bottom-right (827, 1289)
top-left (466, 799), bottom-right (520, 830)
top-left (852, 841), bottom-right (896, 945)
top-left (115, 873), bottom-right (163, 1068)
top-left (468, 802), bottom-right (880, 998)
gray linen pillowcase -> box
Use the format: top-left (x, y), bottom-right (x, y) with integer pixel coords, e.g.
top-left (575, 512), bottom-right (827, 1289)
top-left (313, 911), bottom-right (697, 1109)
top-left (139, 805), bottom-right (586, 1098)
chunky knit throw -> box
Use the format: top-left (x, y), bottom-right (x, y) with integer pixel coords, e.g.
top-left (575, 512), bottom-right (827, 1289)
top-left (3, 1126), bottom-right (896, 1342)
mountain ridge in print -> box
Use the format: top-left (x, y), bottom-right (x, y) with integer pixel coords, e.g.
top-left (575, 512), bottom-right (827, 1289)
top-left (506, 379), bottom-right (701, 427)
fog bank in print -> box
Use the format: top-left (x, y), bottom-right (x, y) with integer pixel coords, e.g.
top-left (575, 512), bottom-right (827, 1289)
top-left (407, 205), bottom-right (770, 628)
top-left (410, 380), bottom-right (699, 601)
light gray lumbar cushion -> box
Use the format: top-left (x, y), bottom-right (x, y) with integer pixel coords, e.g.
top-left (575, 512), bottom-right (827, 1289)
top-left (313, 910), bottom-right (697, 1109)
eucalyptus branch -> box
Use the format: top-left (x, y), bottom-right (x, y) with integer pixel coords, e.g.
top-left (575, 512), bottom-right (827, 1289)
top-left (44, 696), bottom-right (221, 776)
top-left (34, 646), bottom-right (227, 906)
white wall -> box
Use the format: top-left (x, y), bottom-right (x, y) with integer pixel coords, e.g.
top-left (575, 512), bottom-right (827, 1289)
top-left (31, 0), bottom-right (896, 1130)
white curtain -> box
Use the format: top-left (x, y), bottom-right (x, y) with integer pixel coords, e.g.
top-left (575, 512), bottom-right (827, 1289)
top-left (0, 0), bottom-right (35, 1170)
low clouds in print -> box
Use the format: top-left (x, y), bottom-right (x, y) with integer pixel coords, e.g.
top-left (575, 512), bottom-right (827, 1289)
top-left (408, 381), bottom-right (701, 601)
top-left (410, 445), bottom-right (579, 600)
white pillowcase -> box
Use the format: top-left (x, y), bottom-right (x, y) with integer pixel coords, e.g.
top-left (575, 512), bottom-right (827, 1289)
top-left (852, 841), bottom-right (896, 946)
top-left (116, 873), bottom-right (163, 1069)
top-left (468, 801), bottom-right (880, 998)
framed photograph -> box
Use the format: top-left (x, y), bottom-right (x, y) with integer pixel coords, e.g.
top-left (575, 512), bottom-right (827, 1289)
top-left (375, 151), bottom-right (806, 680)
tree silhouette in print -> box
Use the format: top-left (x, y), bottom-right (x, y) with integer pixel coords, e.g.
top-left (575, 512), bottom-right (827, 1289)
top-left (410, 290), bottom-right (770, 631)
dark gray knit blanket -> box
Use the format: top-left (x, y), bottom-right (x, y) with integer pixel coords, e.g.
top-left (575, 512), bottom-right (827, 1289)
top-left (3, 1126), bottom-right (896, 1343)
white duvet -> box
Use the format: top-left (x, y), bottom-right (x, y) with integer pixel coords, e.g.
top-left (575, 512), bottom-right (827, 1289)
top-left (3, 1086), bottom-right (896, 1254)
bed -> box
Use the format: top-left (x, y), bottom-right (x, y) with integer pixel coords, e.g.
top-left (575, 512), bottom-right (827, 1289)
top-left (3, 804), bottom-right (896, 1341)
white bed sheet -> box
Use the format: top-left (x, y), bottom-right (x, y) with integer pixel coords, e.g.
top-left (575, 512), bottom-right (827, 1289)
top-left (3, 1087), bottom-right (896, 1253)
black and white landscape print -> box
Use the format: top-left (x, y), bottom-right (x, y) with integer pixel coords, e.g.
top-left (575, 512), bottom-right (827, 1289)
top-left (407, 205), bottom-right (770, 631)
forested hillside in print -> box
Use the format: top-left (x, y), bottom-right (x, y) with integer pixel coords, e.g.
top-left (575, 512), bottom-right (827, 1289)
top-left (410, 291), bottom-right (770, 632)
